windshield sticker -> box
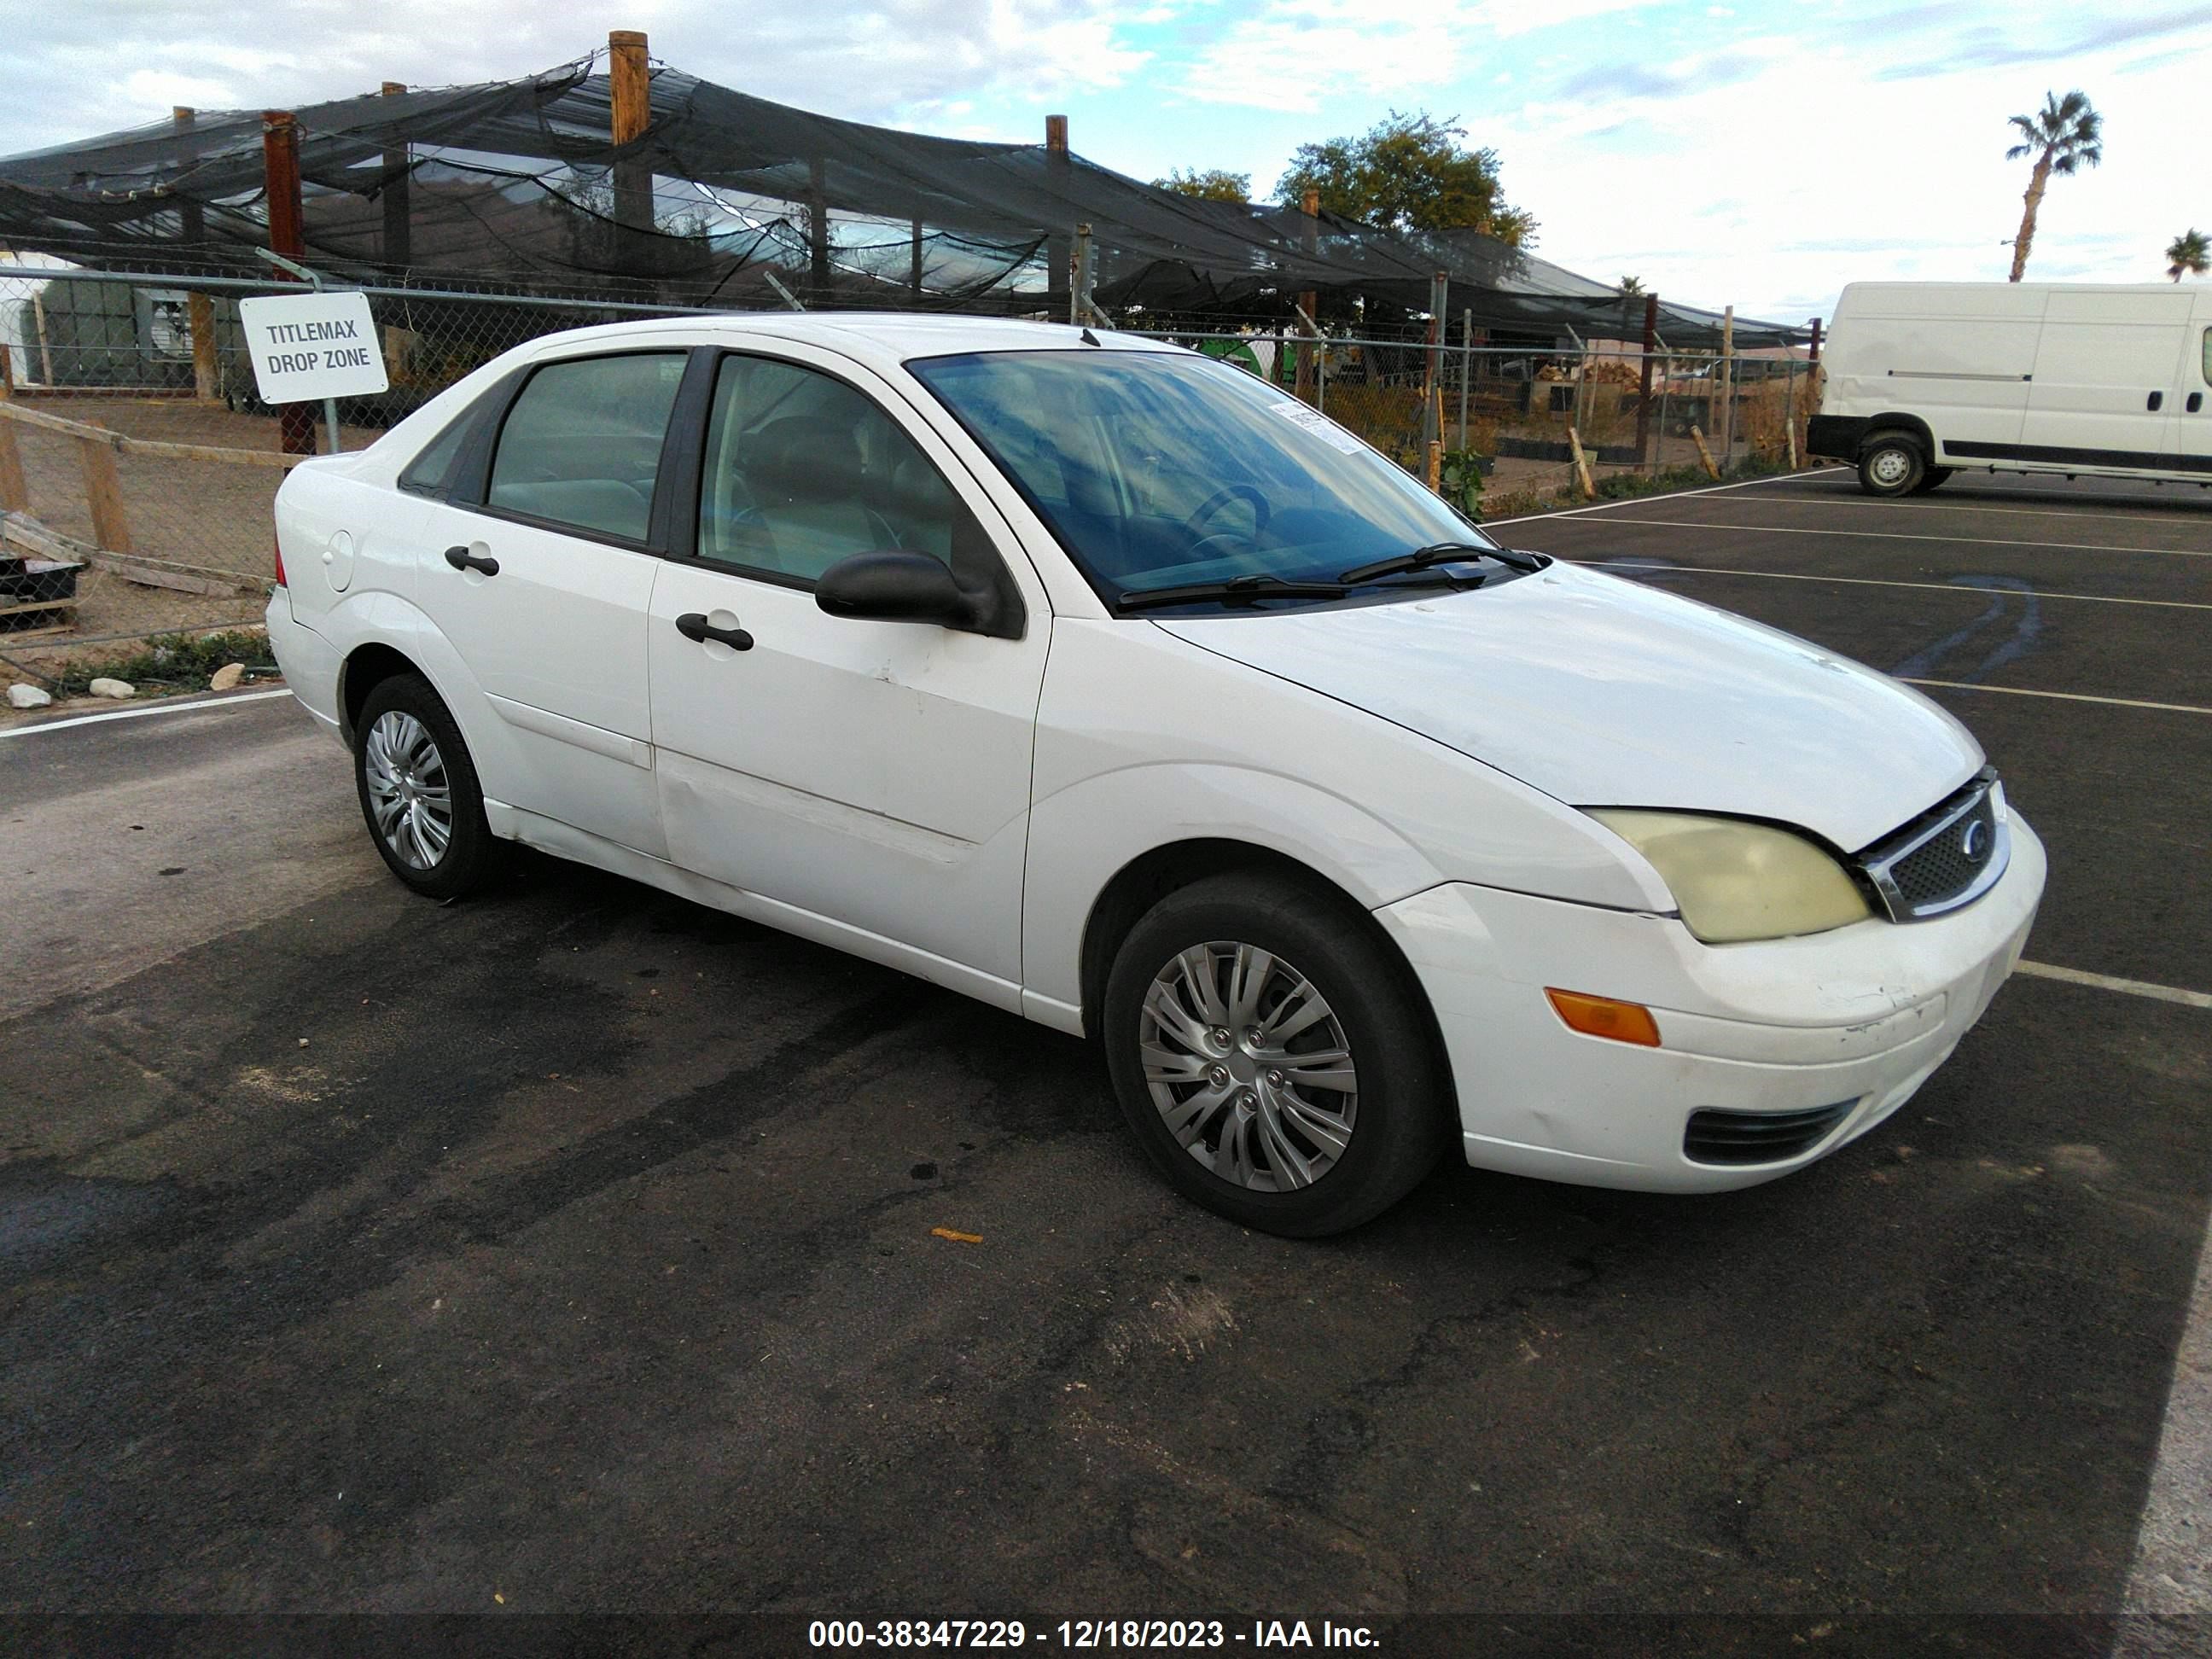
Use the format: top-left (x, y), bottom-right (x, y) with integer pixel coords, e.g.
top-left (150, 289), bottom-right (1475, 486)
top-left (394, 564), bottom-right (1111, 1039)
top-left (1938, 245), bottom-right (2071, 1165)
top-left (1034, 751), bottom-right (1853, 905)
top-left (1268, 399), bottom-right (1366, 455)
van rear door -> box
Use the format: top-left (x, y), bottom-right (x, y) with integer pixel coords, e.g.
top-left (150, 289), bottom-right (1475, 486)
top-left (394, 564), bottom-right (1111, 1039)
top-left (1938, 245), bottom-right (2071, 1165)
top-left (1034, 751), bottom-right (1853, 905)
top-left (2023, 290), bottom-right (2193, 470)
top-left (2173, 304), bottom-right (2212, 474)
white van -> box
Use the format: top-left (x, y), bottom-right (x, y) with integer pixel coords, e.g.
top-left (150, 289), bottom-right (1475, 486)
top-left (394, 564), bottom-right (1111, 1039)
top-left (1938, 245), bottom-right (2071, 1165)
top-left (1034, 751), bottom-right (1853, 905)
top-left (1808, 282), bottom-right (2212, 496)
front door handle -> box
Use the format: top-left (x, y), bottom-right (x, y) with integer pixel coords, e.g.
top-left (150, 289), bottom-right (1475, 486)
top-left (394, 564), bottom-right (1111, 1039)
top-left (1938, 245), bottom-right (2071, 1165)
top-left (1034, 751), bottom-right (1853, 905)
top-left (2191, 392), bottom-right (2204, 414)
top-left (443, 545), bottom-right (499, 576)
top-left (2147, 390), bottom-right (2164, 411)
top-left (676, 612), bottom-right (754, 651)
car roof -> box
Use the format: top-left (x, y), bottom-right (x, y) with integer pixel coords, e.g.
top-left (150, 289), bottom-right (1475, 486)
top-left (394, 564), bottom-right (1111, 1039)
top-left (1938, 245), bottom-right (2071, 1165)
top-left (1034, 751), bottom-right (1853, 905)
top-left (521, 311), bottom-right (1182, 367)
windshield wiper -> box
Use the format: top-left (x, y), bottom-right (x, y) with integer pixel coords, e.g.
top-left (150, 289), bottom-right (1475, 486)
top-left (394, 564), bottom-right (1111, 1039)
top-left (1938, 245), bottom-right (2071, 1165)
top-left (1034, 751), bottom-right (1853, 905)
top-left (1336, 540), bottom-right (1547, 585)
top-left (1114, 573), bottom-right (1349, 612)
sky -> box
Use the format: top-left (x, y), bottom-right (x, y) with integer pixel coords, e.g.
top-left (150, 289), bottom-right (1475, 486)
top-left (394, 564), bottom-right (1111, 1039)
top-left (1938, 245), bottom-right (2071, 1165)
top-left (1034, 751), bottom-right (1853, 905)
top-left (1, 0), bottom-right (2206, 324)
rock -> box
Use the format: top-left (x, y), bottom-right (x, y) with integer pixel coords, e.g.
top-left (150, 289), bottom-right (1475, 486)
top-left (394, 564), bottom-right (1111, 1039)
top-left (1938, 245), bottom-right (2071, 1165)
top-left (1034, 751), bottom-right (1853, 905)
top-left (209, 663), bottom-right (246, 692)
top-left (7, 683), bottom-right (53, 709)
top-left (87, 678), bottom-right (137, 700)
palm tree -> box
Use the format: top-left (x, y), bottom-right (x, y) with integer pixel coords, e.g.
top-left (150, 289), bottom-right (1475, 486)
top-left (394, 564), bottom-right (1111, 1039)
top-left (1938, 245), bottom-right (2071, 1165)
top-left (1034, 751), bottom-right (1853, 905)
top-left (1619, 275), bottom-right (1645, 296)
top-left (2168, 229), bottom-right (2210, 282)
top-left (2005, 90), bottom-right (2102, 282)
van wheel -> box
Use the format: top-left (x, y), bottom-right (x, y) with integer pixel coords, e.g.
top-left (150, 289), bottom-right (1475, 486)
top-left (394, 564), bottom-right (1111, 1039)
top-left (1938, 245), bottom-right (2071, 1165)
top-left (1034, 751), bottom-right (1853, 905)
top-left (1101, 871), bottom-right (1450, 1237)
top-left (1858, 433), bottom-right (1926, 497)
top-left (1912, 467), bottom-right (1954, 493)
top-left (354, 672), bottom-right (502, 900)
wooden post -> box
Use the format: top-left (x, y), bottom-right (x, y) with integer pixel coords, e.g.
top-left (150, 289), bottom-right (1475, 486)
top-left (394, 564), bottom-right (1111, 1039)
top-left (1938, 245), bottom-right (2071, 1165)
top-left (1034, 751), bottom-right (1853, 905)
top-left (1045, 115), bottom-right (1069, 305)
top-left (381, 82), bottom-right (412, 271)
top-left (1718, 305), bottom-right (1736, 472)
top-left (178, 110), bottom-right (221, 405)
top-left (1566, 426), bottom-right (1596, 498)
top-left (0, 421), bottom-right (26, 510)
top-left (76, 426), bottom-right (132, 551)
top-left (1634, 292), bottom-right (1659, 468)
top-left (1689, 423), bottom-right (1720, 479)
top-left (1426, 439), bottom-right (1441, 492)
top-left (31, 292), bottom-right (52, 387)
top-left (1295, 189), bottom-right (1319, 401)
top-left (609, 29), bottom-right (653, 242)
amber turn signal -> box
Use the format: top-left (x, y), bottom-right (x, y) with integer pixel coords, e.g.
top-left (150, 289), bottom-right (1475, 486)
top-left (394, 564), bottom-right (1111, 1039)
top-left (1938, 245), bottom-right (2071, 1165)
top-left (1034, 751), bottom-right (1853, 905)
top-left (1545, 988), bottom-right (1662, 1047)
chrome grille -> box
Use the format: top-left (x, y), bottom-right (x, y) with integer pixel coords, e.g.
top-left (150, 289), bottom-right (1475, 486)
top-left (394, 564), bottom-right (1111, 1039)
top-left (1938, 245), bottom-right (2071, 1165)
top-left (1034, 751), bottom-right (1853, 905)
top-left (1855, 769), bottom-right (2010, 923)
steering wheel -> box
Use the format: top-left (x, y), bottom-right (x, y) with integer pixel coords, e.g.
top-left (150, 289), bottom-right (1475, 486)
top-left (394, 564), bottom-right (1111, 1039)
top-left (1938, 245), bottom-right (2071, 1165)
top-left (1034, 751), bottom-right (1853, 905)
top-left (1181, 483), bottom-right (1272, 549)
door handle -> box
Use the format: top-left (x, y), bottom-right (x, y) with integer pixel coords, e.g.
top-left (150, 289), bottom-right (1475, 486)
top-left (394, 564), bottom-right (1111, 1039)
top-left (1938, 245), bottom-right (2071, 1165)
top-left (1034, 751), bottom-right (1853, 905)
top-left (676, 612), bottom-right (754, 651)
top-left (2146, 390), bottom-right (2164, 411)
top-left (2191, 392), bottom-right (2204, 414)
top-left (443, 545), bottom-right (499, 576)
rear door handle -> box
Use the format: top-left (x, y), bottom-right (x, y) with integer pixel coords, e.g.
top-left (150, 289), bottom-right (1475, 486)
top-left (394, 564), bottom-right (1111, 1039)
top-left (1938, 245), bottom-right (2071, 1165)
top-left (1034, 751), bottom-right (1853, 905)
top-left (676, 612), bottom-right (754, 651)
top-left (2191, 392), bottom-right (2204, 414)
top-left (444, 545), bottom-right (499, 576)
top-left (2147, 390), bottom-right (2164, 411)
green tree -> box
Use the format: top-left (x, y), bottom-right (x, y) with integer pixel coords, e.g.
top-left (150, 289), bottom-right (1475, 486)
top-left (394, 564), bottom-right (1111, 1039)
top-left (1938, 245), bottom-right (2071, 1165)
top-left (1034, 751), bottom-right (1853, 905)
top-left (1153, 167), bottom-right (1251, 203)
top-left (2167, 228), bottom-right (2209, 282)
top-left (1274, 110), bottom-right (1535, 245)
top-left (2005, 90), bottom-right (2102, 282)
top-left (1619, 275), bottom-right (1645, 295)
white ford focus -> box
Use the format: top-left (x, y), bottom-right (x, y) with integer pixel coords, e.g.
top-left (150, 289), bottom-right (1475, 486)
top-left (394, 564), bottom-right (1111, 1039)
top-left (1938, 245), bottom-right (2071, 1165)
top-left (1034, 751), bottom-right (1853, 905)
top-left (266, 314), bottom-right (2044, 1235)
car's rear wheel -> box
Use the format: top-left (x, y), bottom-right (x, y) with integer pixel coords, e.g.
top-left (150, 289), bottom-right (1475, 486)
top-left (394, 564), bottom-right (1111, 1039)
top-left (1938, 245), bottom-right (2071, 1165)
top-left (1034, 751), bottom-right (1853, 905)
top-left (354, 672), bottom-right (501, 899)
top-left (1101, 871), bottom-right (1449, 1236)
top-left (1857, 432), bottom-right (1926, 497)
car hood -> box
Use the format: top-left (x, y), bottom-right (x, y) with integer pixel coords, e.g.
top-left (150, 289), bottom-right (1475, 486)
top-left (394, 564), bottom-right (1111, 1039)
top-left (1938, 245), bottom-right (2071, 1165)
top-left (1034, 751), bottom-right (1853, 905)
top-left (1152, 562), bottom-right (1983, 853)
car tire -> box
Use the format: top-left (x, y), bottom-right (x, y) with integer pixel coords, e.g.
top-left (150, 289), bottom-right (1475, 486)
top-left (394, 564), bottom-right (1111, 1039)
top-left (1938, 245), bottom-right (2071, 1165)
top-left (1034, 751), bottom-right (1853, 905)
top-left (1857, 432), bottom-right (1926, 497)
top-left (353, 672), bottom-right (502, 900)
top-left (1101, 870), bottom-right (1451, 1237)
top-left (1912, 467), bottom-right (1954, 493)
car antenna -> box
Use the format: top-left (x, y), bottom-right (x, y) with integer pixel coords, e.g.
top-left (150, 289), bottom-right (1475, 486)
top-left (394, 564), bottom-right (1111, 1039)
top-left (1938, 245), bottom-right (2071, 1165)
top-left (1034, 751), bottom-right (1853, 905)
top-left (1080, 327), bottom-right (1102, 346)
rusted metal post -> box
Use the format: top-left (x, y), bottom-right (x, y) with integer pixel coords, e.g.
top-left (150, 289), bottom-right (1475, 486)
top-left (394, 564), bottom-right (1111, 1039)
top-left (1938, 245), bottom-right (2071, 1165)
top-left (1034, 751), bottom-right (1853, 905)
top-left (1296, 189), bottom-right (1319, 402)
top-left (380, 82), bottom-right (412, 271)
top-left (1635, 292), bottom-right (1659, 469)
top-left (609, 29), bottom-right (653, 242)
top-left (261, 110), bottom-right (317, 457)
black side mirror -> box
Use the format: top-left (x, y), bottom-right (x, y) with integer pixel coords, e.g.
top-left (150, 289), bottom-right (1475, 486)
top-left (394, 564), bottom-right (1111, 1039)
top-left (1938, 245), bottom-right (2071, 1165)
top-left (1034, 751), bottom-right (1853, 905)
top-left (817, 550), bottom-right (1016, 636)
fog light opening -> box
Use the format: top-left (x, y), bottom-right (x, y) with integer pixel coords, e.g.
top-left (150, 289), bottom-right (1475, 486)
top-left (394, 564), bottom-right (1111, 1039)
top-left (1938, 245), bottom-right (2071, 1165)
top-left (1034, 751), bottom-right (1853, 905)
top-left (1545, 988), bottom-right (1662, 1047)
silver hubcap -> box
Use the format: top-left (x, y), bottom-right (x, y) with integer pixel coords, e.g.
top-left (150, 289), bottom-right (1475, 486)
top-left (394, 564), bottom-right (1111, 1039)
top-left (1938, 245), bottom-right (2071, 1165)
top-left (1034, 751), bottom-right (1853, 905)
top-left (1138, 941), bottom-right (1359, 1192)
top-left (363, 710), bottom-right (454, 871)
top-left (1869, 448), bottom-right (1912, 486)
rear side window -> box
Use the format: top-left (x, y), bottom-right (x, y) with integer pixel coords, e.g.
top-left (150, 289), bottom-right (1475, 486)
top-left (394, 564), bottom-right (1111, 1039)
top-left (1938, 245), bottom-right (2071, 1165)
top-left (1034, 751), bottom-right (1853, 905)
top-left (398, 411), bottom-right (470, 497)
top-left (486, 352), bottom-right (688, 543)
top-left (696, 353), bottom-right (986, 584)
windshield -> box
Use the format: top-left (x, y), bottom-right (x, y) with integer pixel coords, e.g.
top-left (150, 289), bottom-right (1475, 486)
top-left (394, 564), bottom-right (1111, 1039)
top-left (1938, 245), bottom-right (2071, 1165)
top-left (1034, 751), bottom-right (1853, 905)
top-left (906, 349), bottom-right (1500, 605)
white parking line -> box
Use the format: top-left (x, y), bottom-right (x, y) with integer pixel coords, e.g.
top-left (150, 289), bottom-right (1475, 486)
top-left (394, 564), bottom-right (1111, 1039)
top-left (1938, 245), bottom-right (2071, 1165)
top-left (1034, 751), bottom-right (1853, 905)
top-left (1482, 468), bottom-right (1848, 527)
top-left (2015, 961), bottom-right (2212, 1010)
top-left (1628, 492), bottom-right (2212, 530)
top-left (0, 688), bottom-right (291, 738)
top-left (1586, 561), bottom-right (2212, 612)
top-left (1534, 517), bottom-right (2212, 557)
top-left (1900, 679), bottom-right (2212, 716)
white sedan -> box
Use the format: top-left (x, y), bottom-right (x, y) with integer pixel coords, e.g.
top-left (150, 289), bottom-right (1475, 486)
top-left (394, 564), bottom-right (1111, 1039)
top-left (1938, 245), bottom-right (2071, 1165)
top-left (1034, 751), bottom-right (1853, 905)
top-left (266, 313), bottom-right (2045, 1236)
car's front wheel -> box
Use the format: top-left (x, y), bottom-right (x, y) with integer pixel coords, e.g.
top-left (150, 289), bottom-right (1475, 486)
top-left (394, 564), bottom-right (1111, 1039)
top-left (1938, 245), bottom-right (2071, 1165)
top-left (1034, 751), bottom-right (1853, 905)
top-left (1102, 871), bottom-right (1450, 1236)
top-left (353, 672), bottom-right (501, 899)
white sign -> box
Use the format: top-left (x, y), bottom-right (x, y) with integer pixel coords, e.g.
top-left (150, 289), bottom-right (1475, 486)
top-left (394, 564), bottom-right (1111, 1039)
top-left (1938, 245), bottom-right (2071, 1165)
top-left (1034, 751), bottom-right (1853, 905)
top-left (239, 290), bottom-right (388, 403)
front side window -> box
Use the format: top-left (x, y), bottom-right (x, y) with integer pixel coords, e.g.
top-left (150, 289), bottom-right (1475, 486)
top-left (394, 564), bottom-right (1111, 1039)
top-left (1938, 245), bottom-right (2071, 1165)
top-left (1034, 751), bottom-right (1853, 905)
top-left (697, 353), bottom-right (987, 584)
top-left (486, 352), bottom-right (687, 542)
top-left (907, 350), bottom-right (1495, 603)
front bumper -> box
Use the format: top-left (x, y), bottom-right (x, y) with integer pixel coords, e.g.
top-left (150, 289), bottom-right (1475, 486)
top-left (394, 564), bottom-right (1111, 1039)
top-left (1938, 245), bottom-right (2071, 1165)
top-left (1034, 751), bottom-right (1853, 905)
top-left (1376, 816), bottom-right (2046, 1193)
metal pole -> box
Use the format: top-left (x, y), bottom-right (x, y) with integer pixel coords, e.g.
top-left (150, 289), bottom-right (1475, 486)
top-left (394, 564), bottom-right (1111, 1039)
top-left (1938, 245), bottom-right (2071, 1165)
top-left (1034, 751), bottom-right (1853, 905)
top-left (253, 247), bottom-right (342, 452)
top-left (1563, 324), bottom-right (1586, 442)
top-left (1719, 304), bottom-right (1736, 473)
top-left (1458, 308), bottom-right (1471, 450)
top-left (1655, 338), bottom-right (1672, 474)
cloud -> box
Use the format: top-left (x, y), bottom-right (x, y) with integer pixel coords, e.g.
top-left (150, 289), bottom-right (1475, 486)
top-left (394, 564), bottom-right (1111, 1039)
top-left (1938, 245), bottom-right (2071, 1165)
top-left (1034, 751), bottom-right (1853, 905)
top-left (1872, 5), bottom-right (2212, 79)
top-left (1556, 49), bottom-right (1767, 102)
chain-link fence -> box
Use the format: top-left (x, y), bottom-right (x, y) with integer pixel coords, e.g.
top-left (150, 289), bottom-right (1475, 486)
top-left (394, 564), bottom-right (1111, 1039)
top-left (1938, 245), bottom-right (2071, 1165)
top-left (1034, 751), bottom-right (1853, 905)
top-left (0, 263), bottom-right (1819, 686)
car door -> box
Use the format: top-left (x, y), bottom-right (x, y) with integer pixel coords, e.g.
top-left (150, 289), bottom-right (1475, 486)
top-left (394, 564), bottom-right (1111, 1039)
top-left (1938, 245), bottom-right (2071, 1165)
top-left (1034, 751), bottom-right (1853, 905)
top-left (415, 347), bottom-right (693, 859)
top-left (647, 345), bottom-right (1050, 1004)
top-left (2171, 314), bottom-right (2212, 472)
top-left (2022, 290), bottom-right (2194, 469)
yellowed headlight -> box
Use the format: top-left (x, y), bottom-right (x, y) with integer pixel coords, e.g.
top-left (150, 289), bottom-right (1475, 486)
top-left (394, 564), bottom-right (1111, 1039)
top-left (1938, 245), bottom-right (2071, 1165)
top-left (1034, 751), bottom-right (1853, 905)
top-left (1587, 810), bottom-right (1873, 944)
